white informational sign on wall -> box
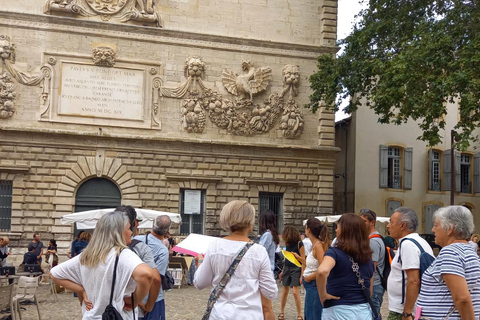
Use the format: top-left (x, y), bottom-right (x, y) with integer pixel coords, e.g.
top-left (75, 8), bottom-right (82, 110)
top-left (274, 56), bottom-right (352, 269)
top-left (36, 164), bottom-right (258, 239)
top-left (184, 189), bottom-right (201, 214)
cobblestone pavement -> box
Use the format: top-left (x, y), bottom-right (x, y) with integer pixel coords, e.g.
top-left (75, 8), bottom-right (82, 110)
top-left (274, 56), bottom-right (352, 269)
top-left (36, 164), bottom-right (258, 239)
top-left (13, 280), bottom-right (390, 320)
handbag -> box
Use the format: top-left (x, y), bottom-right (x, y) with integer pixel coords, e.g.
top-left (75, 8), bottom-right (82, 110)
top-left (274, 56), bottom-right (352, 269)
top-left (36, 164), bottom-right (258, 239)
top-left (102, 251), bottom-right (135, 320)
top-left (348, 256), bottom-right (381, 320)
top-left (202, 242), bottom-right (254, 320)
top-left (161, 270), bottom-right (175, 290)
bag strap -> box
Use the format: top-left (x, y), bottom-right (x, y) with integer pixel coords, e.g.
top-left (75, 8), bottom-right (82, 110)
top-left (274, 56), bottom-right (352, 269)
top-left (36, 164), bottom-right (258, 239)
top-left (202, 242), bottom-right (254, 320)
top-left (348, 256), bottom-right (380, 319)
top-left (109, 251), bottom-right (121, 305)
top-left (399, 237), bottom-right (425, 304)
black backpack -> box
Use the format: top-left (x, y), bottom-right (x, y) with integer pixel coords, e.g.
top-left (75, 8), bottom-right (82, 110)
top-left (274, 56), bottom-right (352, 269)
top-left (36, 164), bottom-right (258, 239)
top-left (369, 234), bottom-right (395, 290)
top-left (129, 236), bottom-right (175, 291)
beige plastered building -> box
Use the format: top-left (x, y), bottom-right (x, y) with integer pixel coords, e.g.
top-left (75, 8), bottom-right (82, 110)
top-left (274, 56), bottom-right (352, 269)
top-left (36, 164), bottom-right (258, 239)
top-left (0, 0), bottom-right (338, 262)
top-left (335, 102), bottom-right (480, 235)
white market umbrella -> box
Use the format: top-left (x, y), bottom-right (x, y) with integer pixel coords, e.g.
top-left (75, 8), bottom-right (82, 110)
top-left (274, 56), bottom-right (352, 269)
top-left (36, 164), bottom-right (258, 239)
top-left (61, 208), bottom-right (181, 229)
top-left (303, 215), bottom-right (390, 226)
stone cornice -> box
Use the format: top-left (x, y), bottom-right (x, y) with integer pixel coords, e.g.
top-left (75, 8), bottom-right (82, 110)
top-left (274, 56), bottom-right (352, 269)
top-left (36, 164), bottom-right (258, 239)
top-left (0, 11), bottom-right (339, 59)
top-left (0, 166), bottom-right (30, 174)
top-left (165, 174), bottom-right (222, 183)
top-left (244, 179), bottom-right (301, 187)
top-left (0, 129), bottom-right (339, 161)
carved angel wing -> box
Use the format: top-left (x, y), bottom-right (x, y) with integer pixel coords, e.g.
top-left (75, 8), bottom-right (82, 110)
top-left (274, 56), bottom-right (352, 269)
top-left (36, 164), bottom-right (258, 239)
top-left (222, 69), bottom-right (239, 96)
top-left (248, 67), bottom-right (272, 94)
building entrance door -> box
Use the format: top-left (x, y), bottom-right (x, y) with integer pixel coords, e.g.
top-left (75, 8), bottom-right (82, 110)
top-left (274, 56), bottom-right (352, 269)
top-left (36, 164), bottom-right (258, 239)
top-left (74, 178), bottom-right (122, 235)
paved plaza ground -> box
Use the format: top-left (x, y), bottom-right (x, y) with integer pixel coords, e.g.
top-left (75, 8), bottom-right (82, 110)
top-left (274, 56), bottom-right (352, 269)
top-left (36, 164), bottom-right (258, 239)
top-left (10, 281), bottom-right (390, 320)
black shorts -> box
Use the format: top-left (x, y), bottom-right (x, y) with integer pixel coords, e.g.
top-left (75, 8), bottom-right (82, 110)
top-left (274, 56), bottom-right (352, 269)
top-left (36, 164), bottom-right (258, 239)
top-left (282, 265), bottom-right (301, 287)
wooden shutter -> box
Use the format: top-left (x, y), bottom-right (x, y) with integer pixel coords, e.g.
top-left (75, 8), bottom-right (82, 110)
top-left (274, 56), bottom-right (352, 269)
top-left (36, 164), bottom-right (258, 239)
top-left (428, 149), bottom-right (434, 191)
top-left (455, 151), bottom-right (461, 193)
top-left (474, 153), bottom-right (480, 193)
top-left (404, 147), bottom-right (413, 190)
top-left (387, 200), bottom-right (402, 217)
top-left (379, 145), bottom-right (388, 188)
top-left (424, 204), bottom-right (440, 234)
top-left (443, 149), bottom-right (451, 191)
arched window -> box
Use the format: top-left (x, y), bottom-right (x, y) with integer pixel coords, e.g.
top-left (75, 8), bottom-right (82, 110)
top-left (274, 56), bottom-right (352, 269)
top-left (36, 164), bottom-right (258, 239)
top-left (74, 178), bottom-right (122, 233)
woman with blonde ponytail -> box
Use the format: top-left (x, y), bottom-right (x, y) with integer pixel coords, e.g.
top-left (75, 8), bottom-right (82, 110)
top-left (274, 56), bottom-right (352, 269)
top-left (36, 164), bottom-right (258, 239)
top-left (51, 211), bottom-right (153, 320)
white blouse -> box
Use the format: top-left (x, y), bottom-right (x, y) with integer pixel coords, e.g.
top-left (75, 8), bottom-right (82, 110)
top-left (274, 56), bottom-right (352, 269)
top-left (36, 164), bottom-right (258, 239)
top-left (194, 238), bottom-right (278, 320)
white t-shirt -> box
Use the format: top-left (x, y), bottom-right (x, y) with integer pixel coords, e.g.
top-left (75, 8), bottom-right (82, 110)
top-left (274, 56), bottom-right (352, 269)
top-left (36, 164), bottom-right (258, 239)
top-left (387, 233), bottom-right (434, 313)
top-left (469, 240), bottom-right (478, 252)
top-left (51, 248), bottom-right (143, 320)
top-left (194, 238), bottom-right (278, 320)
top-left (303, 238), bottom-right (312, 256)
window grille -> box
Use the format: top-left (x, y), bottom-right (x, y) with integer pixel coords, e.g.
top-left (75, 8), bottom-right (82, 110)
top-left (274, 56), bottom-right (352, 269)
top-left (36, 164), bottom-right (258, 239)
top-left (0, 181), bottom-right (12, 232)
top-left (259, 192), bottom-right (284, 233)
top-left (180, 189), bottom-right (205, 235)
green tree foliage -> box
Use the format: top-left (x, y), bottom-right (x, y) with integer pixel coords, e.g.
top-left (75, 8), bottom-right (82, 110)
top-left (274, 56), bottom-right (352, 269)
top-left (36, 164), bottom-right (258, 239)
top-left (306, 0), bottom-right (480, 149)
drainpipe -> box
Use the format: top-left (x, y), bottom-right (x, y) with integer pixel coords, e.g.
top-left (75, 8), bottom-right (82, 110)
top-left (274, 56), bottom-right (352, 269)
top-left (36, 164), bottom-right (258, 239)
top-left (343, 125), bottom-right (348, 213)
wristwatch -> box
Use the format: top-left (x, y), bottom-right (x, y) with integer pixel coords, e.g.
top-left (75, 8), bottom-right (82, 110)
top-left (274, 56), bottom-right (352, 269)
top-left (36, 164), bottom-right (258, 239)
top-left (402, 312), bottom-right (413, 318)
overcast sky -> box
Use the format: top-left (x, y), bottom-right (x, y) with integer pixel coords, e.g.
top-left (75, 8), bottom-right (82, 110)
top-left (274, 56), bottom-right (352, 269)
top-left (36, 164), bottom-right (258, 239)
top-left (334, 0), bottom-right (366, 121)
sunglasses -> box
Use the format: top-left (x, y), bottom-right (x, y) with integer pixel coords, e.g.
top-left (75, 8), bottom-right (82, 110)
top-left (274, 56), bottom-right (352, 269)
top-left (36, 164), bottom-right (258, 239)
top-left (360, 208), bottom-right (377, 220)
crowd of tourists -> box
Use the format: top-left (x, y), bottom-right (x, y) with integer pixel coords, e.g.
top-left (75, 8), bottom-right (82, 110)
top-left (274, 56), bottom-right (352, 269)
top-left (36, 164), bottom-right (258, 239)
top-left (35, 201), bottom-right (480, 320)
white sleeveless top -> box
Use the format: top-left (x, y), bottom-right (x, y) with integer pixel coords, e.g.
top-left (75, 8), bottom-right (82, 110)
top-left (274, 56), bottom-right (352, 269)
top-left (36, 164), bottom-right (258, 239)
top-left (304, 250), bottom-right (320, 277)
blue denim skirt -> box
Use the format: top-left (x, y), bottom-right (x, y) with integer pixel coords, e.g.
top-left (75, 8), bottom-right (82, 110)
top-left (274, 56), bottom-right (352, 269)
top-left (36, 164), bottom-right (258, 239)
top-left (303, 277), bottom-right (322, 320)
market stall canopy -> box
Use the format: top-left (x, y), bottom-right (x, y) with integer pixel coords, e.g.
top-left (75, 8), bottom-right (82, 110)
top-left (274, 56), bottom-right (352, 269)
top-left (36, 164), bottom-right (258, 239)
top-left (303, 215), bottom-right (390, 226)
top-left (61, 208), bottom-right (182, 229)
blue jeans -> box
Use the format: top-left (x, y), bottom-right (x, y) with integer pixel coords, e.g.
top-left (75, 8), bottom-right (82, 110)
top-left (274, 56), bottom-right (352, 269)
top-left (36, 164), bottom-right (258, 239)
top-left (143, 299), bottom-right (165, 320)
top-left (303, 278), bottom-right (322, 320)
top-left (371, 284), bottom-right (385, 314)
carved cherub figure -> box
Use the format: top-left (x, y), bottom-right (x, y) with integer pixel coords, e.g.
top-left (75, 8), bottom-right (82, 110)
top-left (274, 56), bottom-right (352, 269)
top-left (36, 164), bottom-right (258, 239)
top-left (92, 46), bottom-right (116, 67)
top-left (0, 35), bottom-right (15, 72)
top-left (222, 60), bottom-right (272, 100)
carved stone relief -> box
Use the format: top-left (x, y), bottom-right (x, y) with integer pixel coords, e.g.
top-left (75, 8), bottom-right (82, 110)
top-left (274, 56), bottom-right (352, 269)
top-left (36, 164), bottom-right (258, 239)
top-left (0, 35), bottom-right (53, 120)
top-left (92, 46), bottom-right (116, 67)
top-left (45, 0), bottom-right (161, 27)
top-left (222, 61), bottom-right (272, 101)
top-left (158, 57), bottom-right (304, 138)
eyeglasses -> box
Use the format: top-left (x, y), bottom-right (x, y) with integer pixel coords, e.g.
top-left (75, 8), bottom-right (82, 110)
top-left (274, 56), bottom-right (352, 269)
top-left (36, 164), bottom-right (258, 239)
top-left (360, 209), bottom-right (376, 221)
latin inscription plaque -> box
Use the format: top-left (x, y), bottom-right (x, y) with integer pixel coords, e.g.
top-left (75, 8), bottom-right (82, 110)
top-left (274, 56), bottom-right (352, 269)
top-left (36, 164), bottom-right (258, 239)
top-left (59, 63), bottom-right (144, 120)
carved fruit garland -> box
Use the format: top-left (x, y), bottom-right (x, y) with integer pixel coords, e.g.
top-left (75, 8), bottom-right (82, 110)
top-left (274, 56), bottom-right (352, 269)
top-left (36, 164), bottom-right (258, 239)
top-left (0, 72), bottom-right (16, 119)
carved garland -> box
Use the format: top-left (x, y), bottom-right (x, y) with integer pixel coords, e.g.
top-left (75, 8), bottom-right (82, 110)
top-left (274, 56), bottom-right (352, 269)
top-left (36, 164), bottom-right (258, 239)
top-left (158, 57), bottom-right (304, 138)
top-left (0, 35), bottom-right (53, 120)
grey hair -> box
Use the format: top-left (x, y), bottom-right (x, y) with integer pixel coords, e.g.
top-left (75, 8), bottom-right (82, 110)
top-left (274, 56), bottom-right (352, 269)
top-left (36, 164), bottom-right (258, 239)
top-left (394, 207), bottom-right (418, 232)
top-left (433, 206), bottom-right (474, 240)
top-left (153, 215), bottom-right (171, 236)
top-left (80, 211), bottom-right (129, 267)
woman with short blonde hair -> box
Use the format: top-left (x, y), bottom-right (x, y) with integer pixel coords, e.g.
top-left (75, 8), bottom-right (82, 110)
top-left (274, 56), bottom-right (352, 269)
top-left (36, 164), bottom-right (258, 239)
top-left (195, 200), bottom-right (277, 320)
top-left (51, 212), bottom-right (153, 319)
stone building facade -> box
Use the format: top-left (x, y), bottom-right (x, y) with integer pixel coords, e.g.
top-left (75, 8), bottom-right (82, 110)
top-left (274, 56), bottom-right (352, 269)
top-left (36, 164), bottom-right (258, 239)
top-left (0, 0), bottom-right (338, 261)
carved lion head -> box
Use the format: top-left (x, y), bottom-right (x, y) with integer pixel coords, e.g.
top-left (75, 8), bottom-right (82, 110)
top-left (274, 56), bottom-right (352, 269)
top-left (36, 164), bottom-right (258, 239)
top-left (184, 56), bottom-right (205, 79)
top-left (0, 35), bottom-right (15, 63)
top-left (282, 65), bottom-right (300, 88)
top-left (92, 46), bottom-right (116, 67)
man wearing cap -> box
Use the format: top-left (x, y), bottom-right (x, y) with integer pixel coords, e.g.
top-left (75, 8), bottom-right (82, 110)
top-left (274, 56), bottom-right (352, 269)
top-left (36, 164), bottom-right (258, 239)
top-left (116, 206), bottom-right (161, 317)
top-left (360, 209), bottom-right (386, 314)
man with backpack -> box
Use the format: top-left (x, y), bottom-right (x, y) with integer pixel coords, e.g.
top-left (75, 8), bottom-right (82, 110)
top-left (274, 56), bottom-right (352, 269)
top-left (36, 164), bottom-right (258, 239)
top-left (387, 207), bottom-right (434, 320)
top-left (116, 206), bottom-right (161, 318)
top-left (360, 209), bottom-right (388, 314)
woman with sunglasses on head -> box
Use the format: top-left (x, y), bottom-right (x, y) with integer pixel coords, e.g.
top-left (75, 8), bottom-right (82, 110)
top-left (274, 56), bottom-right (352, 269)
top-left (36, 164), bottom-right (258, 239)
top-left (317, 213), bottom-right (374, 320)
top-left (50, 212), bottom-right (153, 319)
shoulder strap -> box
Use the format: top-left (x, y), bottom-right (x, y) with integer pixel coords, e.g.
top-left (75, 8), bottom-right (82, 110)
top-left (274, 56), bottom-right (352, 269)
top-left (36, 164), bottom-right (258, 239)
top-left (129, 239), bottom-right (142, 251)
top-left (202, 242), bottom-right (254, 320)
top-left (348, 255), bottom-right (380, 319)
top-left (109, 251), bottom-right (121, 305)
top-left (145, 234), bottom-right (149, 245)
top-left (399, 237), bottom-right (425, 264)
top-left (369, 234), bottom-right (383, 239)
